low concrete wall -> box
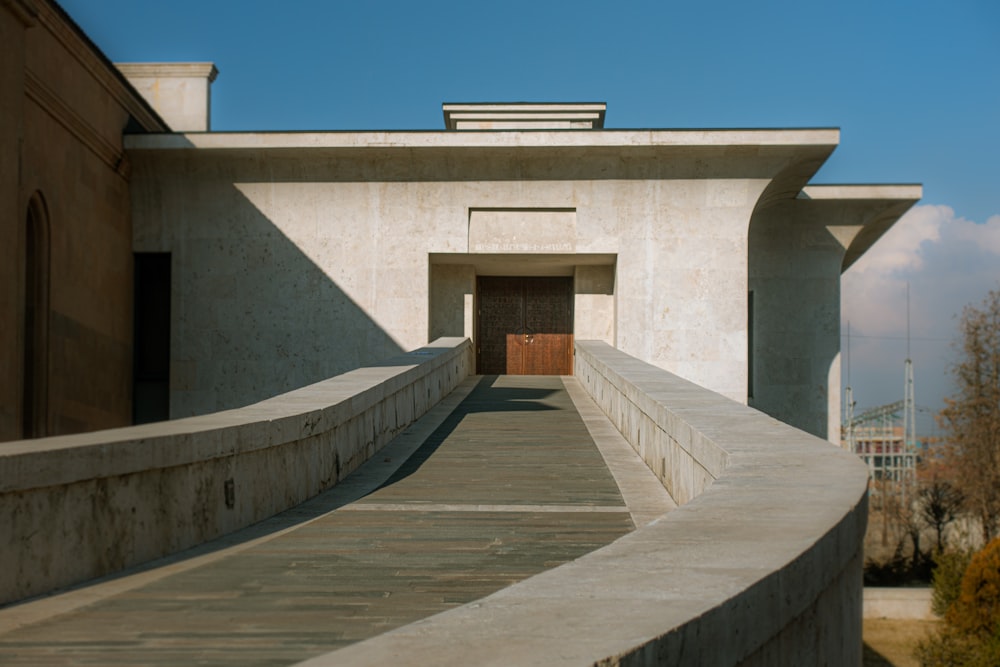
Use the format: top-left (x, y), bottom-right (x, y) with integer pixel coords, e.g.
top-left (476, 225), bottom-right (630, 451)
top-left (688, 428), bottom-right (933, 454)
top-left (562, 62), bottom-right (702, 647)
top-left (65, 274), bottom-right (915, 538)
top-left (304, 341), bottom-right (869, 666)
top-left (573, 342), bottom-right (869, 664)
top-left (0, 337), bottom-right (472, 606)
top-left (864, 588), bottom-right (934, 620)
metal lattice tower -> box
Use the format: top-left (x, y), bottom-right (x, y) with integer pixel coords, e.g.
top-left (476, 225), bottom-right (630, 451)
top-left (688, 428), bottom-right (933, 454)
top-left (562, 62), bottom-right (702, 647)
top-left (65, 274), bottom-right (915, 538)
top-left (840, 285), bottom-right (920, 499)
top-left (901, 283), bottom-right (917, 496)
top-left (902, 357), bottom-right (917, 495)
top-left (843, 399), bottom-right (914, 502)
top-left (843, 322), bottom-right (855, 452)
top-left (844, 385), bottom-right (856, 453)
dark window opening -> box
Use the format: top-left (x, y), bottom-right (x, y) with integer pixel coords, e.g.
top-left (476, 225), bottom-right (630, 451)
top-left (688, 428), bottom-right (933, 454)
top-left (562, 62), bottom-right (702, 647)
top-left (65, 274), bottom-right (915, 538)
top-left (133, 253), bottom-right (171, 423)
top-left (23, 194), bottom-right (50, 438)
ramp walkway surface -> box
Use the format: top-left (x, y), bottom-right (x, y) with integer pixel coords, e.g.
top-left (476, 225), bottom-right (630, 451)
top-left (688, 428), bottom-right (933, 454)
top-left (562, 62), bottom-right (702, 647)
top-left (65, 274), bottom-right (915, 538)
top-left (0, 375), bottom-right (673, 666)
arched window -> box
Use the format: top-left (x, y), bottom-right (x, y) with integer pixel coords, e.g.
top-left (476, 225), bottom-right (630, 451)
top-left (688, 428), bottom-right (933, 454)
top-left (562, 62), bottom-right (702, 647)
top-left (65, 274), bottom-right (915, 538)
top-left (23, 192), bottom-right (50, 438)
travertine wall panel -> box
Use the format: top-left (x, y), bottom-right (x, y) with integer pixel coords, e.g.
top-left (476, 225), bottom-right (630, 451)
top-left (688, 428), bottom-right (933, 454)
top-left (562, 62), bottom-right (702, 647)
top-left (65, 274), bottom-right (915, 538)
top-left (574, 264), bottom-right (615, 344)
top-left (429, 264), bottom-right (474, 340)
top-left (468, 208), bottom-right (576, 253)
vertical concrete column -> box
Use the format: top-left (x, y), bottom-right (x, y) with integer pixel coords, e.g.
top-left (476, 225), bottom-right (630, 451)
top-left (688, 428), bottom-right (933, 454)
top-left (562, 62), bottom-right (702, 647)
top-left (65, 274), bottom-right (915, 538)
top-left (748, 187), bottom-right (920, 442)
top-left (749, 201), bottom-right (844, 440)
top-left (0, 0), bottom-right (36, 440)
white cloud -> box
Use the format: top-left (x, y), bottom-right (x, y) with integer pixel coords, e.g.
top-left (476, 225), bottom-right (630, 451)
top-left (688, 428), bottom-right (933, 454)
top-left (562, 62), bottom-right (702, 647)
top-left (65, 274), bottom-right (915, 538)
top-left (849, 204), bottom-right (946, 275)
top-left (841, 204), bottom-right (1000, 418)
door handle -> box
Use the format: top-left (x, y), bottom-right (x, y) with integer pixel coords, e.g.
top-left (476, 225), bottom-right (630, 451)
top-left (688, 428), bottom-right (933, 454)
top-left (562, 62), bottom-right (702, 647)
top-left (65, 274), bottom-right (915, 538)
top-left (513, 326), bottom-right (534, 343)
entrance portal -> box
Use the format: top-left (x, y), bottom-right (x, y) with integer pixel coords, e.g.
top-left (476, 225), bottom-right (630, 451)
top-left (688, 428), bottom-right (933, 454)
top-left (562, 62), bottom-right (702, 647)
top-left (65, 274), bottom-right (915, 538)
top-left (476, 277), bottom-right (573, 375)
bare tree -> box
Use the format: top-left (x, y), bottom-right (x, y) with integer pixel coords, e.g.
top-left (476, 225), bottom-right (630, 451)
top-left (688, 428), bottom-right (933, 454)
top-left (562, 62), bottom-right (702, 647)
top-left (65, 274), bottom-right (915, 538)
top-left (940, 288), bottom-right (1000, 545)
top-left (886, 486), bottom-right (924, 570)
top-left (919, 470), bottom-right (963, 553)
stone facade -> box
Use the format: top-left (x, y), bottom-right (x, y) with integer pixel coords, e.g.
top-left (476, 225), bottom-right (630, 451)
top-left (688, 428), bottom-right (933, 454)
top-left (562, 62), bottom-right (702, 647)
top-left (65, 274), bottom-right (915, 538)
top-left (127, 124), bottom-right (919, 440)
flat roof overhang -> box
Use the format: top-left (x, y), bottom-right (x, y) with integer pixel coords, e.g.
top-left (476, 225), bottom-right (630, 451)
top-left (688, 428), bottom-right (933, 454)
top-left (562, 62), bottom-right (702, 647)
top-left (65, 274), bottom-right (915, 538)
top-left (798, 184), bottom-right (924, 271)
top-left (124, 129), bottom-right (843, 188)
top-left (125, 129), bottom-right (921, 230)
top-left (125, 127), bottom-right (841, 152)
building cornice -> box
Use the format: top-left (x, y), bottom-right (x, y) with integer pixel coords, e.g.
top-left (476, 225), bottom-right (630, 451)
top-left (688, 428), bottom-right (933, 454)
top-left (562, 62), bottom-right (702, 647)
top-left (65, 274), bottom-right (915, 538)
top-left (2, 0), bottom-right (37, 26)
top-left (24, 69), bottom-right (130, 178)
top-left (32, 0), bottom-right (167, 132)
top-left (116, 62), bottom-right (218, 82)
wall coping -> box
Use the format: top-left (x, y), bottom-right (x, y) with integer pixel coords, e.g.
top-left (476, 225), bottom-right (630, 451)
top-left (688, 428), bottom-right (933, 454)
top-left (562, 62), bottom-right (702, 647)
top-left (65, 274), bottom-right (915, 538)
top-left (0, 337), bottom-right (469, 492)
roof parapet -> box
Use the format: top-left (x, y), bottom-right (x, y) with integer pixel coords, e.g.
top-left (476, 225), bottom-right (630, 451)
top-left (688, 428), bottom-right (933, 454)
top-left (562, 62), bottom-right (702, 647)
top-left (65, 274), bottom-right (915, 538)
top-left (117, 62), bottom-right (218, 132)
top-left (442, 102), bottom-right (606, 130)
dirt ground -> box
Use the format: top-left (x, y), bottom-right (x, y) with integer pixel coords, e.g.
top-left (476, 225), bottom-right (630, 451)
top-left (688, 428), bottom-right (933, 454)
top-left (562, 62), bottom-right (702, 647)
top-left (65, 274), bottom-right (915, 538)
top-left (863, 618), bottom-right (941, 667)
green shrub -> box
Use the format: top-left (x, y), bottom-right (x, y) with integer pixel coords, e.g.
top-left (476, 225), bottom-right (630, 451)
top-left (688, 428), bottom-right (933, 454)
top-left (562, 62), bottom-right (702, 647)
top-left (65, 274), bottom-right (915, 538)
top-left (918, 538), bottom-right (1000, 666)
top-left (932, 548), bottom-right (974, 618)
top-left (916, 627), bottom-right (1000, 667)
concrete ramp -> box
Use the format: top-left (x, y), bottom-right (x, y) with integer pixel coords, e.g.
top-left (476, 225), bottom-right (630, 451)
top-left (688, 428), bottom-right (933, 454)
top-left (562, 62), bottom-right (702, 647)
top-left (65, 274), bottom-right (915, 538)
top-left (0, 375), bottom-right (668, 665)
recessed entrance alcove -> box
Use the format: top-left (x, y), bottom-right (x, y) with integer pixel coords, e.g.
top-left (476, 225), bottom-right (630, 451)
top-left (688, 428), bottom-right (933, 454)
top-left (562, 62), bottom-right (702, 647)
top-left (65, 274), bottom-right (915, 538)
top-left (428, 253), bottom-right (616, 375)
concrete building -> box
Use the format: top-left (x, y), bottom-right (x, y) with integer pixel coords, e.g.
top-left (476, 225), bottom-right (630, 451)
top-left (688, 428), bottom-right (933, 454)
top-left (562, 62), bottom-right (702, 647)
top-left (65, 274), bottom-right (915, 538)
top-left (0, 4), bottom-right (903, 661)
top-left (2, 0), bottom-right (920, 445)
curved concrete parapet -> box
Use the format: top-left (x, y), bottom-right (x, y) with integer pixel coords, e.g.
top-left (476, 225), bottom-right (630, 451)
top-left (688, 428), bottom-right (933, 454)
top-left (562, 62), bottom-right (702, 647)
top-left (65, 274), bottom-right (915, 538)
top-left (301, 341), bottom-right (869, 666)
top-left (0, 338), bottom-right (472, 606)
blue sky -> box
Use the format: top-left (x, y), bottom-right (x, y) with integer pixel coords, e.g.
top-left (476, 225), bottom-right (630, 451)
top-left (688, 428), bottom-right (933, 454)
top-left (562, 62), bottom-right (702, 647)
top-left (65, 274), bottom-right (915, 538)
top-left (62, 0), bottom-right (999, 429)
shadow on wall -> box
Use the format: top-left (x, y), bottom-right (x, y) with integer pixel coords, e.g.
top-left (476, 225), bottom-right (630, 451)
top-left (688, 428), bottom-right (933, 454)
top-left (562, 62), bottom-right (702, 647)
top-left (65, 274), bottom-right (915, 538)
top-left (133, 157), bottom-right (404, 419)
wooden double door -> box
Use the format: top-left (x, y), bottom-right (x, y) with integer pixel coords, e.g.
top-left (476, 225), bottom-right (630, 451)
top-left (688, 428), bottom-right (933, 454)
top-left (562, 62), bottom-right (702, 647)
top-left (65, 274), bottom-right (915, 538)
top-left (476, 277), bottom-right (573, 375)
